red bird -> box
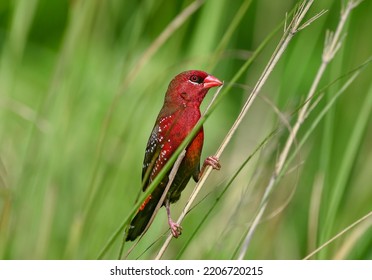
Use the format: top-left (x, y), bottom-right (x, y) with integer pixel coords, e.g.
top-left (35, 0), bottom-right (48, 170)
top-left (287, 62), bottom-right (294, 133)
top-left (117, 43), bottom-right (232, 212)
top-left (126, 70), bottom-right (222, 241)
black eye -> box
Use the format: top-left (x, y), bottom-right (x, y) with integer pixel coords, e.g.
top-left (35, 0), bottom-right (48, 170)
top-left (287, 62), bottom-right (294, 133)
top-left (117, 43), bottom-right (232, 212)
top-left (189, 75), bottom-right (203, 84)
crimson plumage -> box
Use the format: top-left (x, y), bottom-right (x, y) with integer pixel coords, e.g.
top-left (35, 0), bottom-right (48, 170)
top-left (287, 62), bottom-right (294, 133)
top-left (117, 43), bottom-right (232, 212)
top-left (126, 70), bottom-right (222, 241)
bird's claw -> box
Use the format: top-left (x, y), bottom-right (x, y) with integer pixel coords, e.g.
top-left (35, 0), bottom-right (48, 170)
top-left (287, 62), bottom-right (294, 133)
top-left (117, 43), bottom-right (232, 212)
top-left (197, 156), bottom-right (221, 180)
top-left (204, 156), bottom-right (221, 170)
top-left (169, 220), bottom-right (182, 238)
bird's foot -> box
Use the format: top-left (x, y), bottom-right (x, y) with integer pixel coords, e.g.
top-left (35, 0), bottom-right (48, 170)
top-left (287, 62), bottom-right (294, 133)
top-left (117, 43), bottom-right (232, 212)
top-left (198, 156), bottom-right (221, 180)
top-left (166, 199), bottom-right (182, 238)
top-left (168, 219), bottom-right (182, 238)
top-left (204, 156), bottom-right (221, 170)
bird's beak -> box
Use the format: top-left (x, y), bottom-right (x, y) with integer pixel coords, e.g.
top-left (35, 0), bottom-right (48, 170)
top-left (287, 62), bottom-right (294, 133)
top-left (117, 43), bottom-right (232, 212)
top-left (203, 75), bottom-right (223, 89)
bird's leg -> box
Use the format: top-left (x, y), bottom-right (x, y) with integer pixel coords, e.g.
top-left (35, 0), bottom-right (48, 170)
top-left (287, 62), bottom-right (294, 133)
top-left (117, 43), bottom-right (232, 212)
top-left (166, 199), bottom-right (182, 238)
top-left (198, 156), bottom-right (221, 180)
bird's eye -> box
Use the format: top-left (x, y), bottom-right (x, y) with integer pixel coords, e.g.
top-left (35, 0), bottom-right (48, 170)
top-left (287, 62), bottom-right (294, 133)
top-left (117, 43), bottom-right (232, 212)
top-left (189, 75), bottom-right (203, 84)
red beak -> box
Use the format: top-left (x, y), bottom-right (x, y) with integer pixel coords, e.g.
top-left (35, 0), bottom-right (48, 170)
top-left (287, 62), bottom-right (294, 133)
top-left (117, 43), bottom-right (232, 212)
top-left (203, 75), bottom-right (223, 89)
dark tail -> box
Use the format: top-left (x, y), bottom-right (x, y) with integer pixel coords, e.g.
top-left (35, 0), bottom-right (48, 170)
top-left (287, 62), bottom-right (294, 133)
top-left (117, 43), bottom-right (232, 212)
top-left (126, 192), bottom-right (162, 241)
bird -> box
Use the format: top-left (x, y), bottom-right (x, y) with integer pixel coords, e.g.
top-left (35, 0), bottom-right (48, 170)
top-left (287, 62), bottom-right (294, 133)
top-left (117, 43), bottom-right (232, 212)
top-left (126, 70), bottom-right (222, 241)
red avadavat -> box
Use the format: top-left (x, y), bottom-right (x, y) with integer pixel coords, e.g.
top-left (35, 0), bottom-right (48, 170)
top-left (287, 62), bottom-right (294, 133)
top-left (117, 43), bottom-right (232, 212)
top-left (126, 70), bottom-right (222, 241)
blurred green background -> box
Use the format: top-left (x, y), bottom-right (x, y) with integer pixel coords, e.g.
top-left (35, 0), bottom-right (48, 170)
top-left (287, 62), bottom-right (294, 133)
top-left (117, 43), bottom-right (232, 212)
top-left (0, 0), bottom-right (371, 259)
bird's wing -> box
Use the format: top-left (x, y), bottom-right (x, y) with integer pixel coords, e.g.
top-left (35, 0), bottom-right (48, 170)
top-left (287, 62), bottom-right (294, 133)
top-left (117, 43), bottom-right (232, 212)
top-left (141, 123), bottom-right (161, 191)
top-left (141, 107), bottom-right (184, 192)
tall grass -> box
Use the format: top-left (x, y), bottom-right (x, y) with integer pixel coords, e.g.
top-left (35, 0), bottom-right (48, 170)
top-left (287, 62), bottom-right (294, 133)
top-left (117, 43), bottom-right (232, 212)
top-left (0, 0), bottom-right (371, 260)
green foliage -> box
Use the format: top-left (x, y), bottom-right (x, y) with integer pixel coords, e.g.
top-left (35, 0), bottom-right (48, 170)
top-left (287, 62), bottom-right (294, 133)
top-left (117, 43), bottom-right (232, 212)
top-left (0, 0), bottom-right (371, 259)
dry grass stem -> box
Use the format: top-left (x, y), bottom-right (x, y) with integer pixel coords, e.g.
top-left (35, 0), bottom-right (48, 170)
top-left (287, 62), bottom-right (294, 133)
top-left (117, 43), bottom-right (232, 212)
top-left (217, 0), bottom-right (320, 163)
top-left (297, 9), bottom-right (327, 32)
top-left (237, 0), bottom-right (361, 260)
top-left (334, 217), bottom-right (372, 259)
top-left (303, 211), bottom-right (372, 260)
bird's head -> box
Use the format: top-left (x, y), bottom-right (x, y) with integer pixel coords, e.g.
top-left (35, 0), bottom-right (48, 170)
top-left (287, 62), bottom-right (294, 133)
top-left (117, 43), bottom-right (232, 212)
top-left (165, 70), bottom-right (223, 107)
